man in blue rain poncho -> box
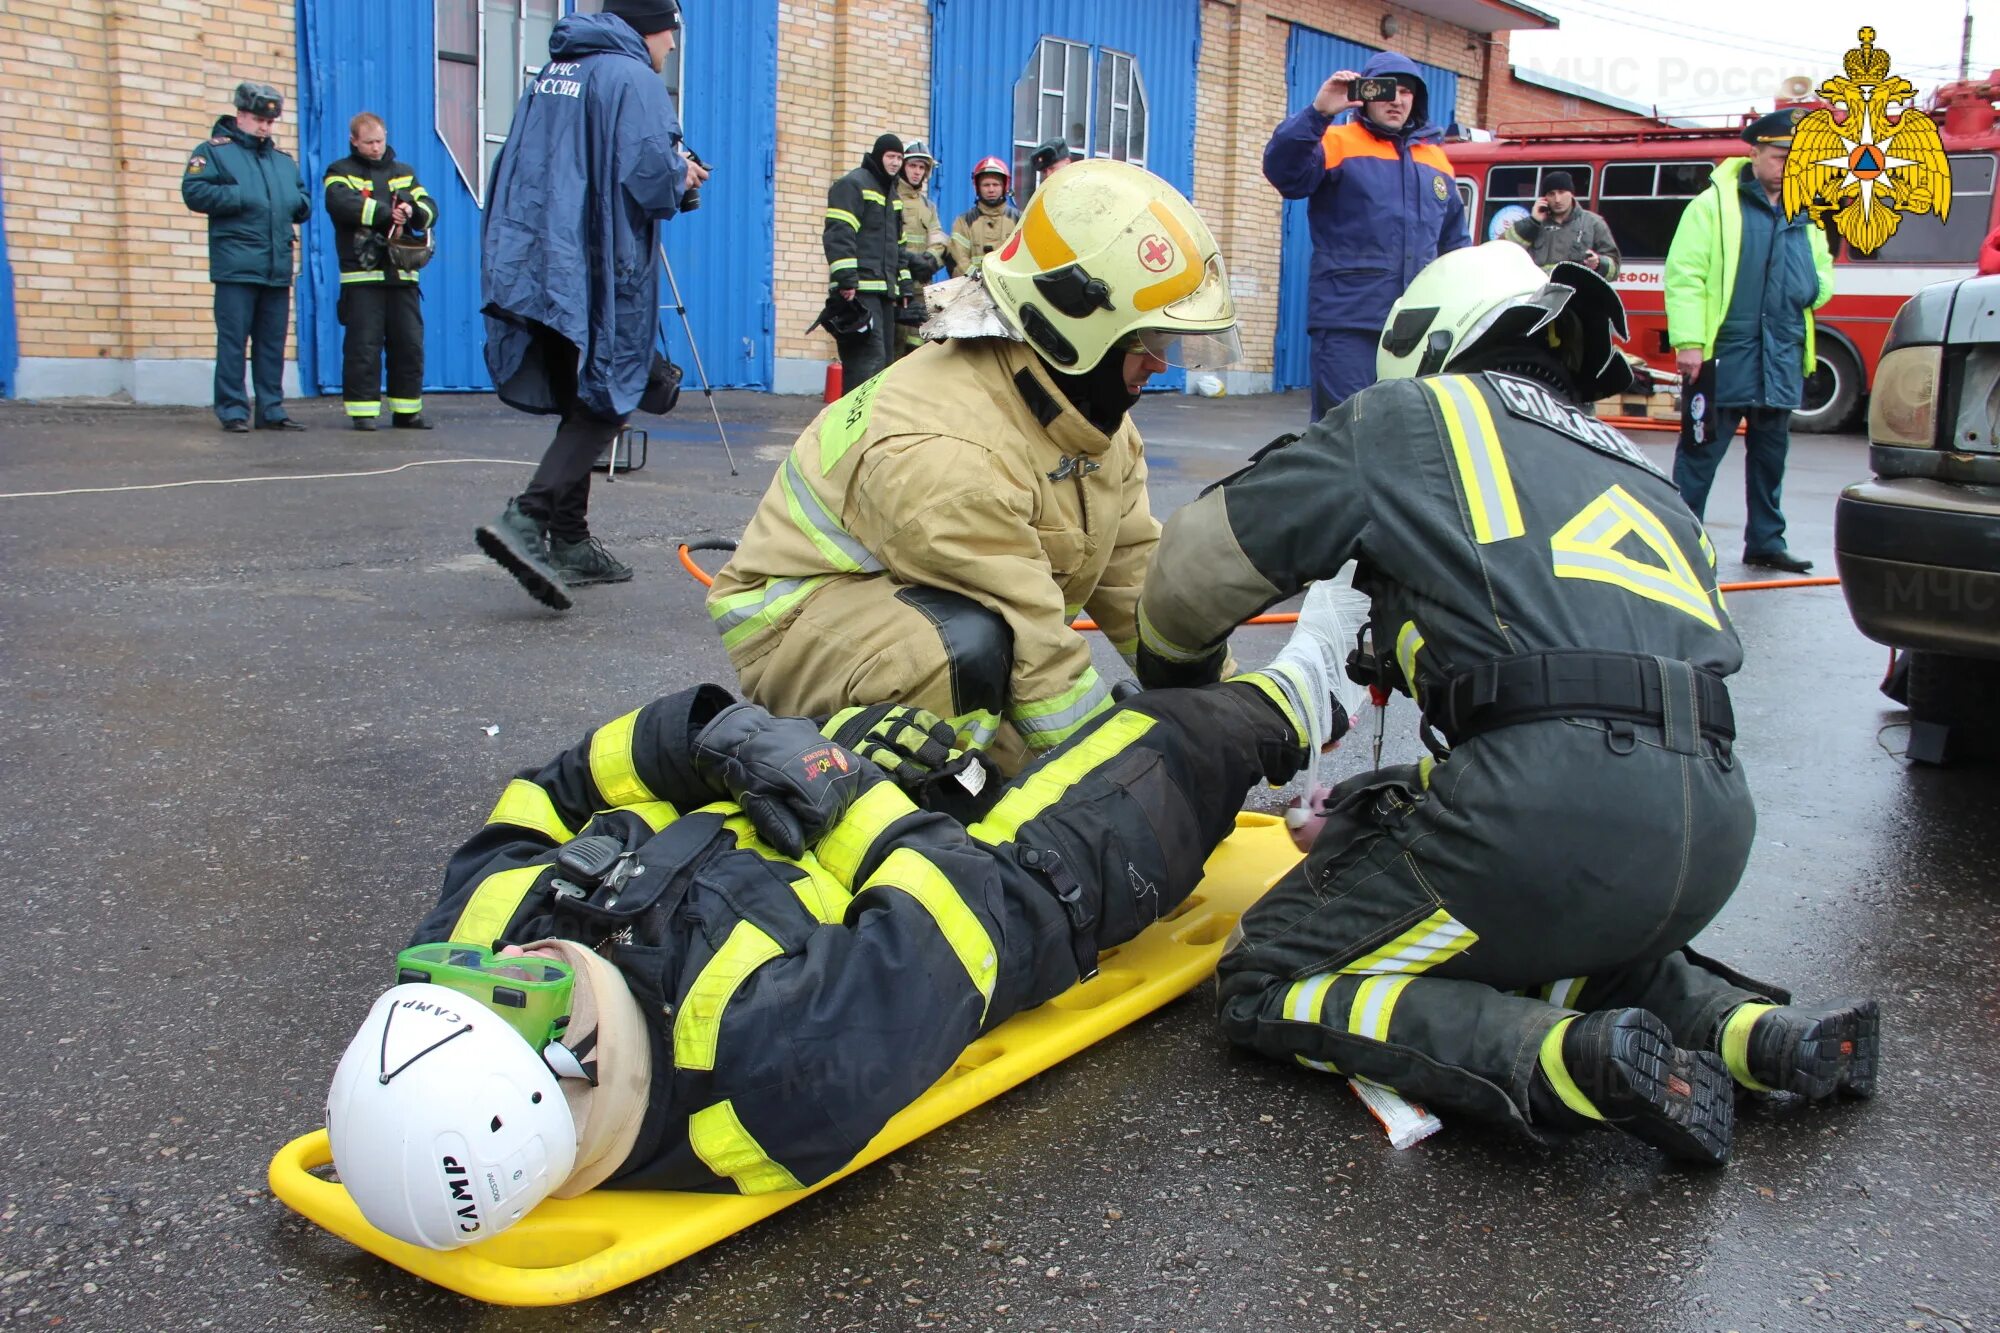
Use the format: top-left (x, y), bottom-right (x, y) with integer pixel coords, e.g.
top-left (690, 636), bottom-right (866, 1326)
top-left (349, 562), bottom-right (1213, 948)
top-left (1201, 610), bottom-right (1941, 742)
top-left (475, 0), bottom-right (711, 610)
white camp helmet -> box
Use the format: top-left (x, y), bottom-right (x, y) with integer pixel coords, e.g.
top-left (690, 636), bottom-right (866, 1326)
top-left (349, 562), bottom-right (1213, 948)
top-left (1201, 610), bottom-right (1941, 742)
top-left (983, 159), bottom-right (1241, 373)
top-left (326, 983), bottom-right (577, 1250)
top-left (1377, 241), bottom-right (1633, 399)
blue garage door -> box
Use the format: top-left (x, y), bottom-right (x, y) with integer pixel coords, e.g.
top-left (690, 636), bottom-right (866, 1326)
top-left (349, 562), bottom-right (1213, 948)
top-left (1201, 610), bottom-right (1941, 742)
top-left (0, 173), bottom-right (15, 399)
top-left (295, 0), bottom-right (776, 396)
top-left (928, 0), bottom-right (1200, 391)
top-left (1273, 27), bottom-right (1460, 391)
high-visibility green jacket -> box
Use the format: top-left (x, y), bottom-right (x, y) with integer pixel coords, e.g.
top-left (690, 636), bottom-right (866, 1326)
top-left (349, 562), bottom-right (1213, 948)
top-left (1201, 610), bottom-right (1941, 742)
top-left (1664, 157), bottom-right (1834, 374)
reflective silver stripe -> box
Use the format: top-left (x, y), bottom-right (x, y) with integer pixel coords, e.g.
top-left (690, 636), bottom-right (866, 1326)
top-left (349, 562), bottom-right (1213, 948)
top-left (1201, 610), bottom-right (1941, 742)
top-left (780, 456), bottom-right (883, 574)
top-left (709, 574), bottom-right (829, 649)
top-left (1011, 668), bottom-right (1113, 745)
top-left (1137, 602), bottom-right (1211, 664)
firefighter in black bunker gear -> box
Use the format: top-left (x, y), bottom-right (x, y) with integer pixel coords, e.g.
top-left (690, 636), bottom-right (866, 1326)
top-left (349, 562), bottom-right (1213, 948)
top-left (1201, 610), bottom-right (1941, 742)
top-left (822, 133), bottom-right (912, 390)
top-left (324, 610), bottom-right (1354, 1247)
top-left (323, 112), bottom-right (438, 429)
top-left (1138, 242), bottom-right (1879, 1165)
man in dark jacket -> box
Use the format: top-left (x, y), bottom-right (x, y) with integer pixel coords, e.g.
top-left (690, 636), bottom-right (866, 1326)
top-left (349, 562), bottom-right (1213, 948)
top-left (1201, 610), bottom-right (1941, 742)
top-left (324, 635), bottom-right (1343, 1246)
top-left (822, 133), bottom-right (911, 390)
top-left (1263, 51), bottom-right (1469, 421)
top-left (323, 113), bottom-right (439, 431)
top-left (180, 81), bottom-right (312, 434)
top-left (1137, 242), bottom-right (1877, 1166)
top-left (475, 0), bottom-right (708, 610)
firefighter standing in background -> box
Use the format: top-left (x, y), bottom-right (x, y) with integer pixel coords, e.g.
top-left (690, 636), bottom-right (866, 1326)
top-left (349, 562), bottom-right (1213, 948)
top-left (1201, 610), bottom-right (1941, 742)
top-left (1137, 242), bottom-right (1877, 1165)
top-left (710, 162), bottom-right (1241, 775)
top-left (323, 113), bottom-right (438, 431)
top-left (948, 156), bottom-right (1021, 275)
top-left (892, 139), bottom-right (948, 361)
top-left (823, 134), bottom-right (911, 389)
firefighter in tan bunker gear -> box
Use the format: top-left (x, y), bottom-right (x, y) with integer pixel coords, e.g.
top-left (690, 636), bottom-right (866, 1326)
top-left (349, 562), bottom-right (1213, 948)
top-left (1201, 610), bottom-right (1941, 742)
top-left (708, 161), bottom-right (1242, 774)
top-left (948, 156), bottom-right (1022, 275)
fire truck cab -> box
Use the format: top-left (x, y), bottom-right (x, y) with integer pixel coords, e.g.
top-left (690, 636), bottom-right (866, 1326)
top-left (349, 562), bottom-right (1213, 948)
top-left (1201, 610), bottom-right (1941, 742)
top-left (1447, 77), bottom-right (2000, 432)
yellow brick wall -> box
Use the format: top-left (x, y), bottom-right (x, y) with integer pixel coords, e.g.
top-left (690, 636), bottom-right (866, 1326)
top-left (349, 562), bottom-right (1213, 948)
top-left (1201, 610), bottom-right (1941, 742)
top-left (772, 0), bottom-right (932, 369)
top-left (0, 0), bottom-right (298, 366)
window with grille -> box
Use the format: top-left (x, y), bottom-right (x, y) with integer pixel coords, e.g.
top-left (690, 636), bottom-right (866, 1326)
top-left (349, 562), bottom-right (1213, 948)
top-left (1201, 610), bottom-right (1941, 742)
top-left (1094, 49), bottom-right (1147, 167)
top-left (1010, 37), bottom-right (1149, 207)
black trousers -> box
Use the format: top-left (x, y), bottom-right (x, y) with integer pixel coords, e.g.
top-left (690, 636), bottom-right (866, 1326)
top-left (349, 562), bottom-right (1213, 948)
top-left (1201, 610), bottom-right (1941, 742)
top-left (835, 293), bottom-right (895, 390)
top-left (514, 326), bottom-right (628, 544)
top-left (337, 282), bottom-right (424, 418)
top-left (212, 281), bottom-right (290, 426)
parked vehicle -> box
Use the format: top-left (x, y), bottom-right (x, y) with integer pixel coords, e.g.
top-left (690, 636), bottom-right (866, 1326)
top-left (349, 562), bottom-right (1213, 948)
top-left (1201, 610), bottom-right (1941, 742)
top-left (1833, 275), bottom-right (2000, 761)
top-left (1448, 77), bottom-right (2000, 432)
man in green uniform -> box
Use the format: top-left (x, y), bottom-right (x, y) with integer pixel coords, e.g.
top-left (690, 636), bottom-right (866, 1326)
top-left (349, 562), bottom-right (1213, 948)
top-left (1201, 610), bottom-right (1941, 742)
top-left (1137, 242), bottom-right (1878, 1165)
top-left (180, 81), bottom-right (311, 433)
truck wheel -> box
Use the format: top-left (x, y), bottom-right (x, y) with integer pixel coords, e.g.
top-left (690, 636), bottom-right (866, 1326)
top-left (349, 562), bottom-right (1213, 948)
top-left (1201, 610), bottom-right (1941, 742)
top-left (1793, 341), bottom-right (1861, 434)
top-left (1905, 651), bottom-right (2000, 763)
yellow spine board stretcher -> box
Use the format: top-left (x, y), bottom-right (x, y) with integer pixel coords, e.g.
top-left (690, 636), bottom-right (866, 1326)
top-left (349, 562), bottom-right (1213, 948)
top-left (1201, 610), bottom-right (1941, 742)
top-left (269, 812), bottom-right (1302, 1306)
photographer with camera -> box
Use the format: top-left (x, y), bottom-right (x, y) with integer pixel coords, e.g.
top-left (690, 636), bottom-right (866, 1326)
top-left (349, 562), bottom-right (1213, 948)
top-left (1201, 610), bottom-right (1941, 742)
top-left (323, 113), bottom-right (439, 431)
top-left (474, 0), bottom-right (709, 611)
top-left (1504, 171), bottom-right (1620, 279)
top-left (1263, 51), bottom-right (1468, 420)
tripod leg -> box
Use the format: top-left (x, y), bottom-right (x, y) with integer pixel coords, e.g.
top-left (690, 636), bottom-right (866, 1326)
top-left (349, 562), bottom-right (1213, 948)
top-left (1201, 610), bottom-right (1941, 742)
top-left (658, 243), bottom-right (740, 475)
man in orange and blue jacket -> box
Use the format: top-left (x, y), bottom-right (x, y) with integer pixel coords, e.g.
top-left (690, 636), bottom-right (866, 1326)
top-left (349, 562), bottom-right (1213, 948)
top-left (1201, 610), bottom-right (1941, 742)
top-left (1263, 51), bottom-right (1469, 420)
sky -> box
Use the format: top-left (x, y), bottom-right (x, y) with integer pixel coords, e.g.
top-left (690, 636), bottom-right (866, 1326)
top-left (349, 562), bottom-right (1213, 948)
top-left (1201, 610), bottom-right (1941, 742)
top-left (1509, 0), bottom-right (2000, 119)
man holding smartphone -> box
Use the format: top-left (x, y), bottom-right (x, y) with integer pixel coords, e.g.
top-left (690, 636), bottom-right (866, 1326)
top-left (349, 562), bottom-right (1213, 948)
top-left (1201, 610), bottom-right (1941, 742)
top-left (1505, 170), bottom-right (1620, 278)
top-left (1262, 51), bottom-right (1469, 420)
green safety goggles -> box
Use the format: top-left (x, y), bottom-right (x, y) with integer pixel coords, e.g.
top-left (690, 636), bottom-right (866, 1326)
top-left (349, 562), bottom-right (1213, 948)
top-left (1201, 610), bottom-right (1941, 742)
top-left (396, 942), bottom-right (575, 1052)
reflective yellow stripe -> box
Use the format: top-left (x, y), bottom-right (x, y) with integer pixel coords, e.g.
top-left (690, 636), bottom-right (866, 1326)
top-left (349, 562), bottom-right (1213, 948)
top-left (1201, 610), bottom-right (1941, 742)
top-left (855, 279), bottom-right (891, 293)
top-left (825, 208), bottom-right (860, 231)
top-left (447, 864), bottom-right (545, 947)
top-left (1422, 376), bottom-right (1525, 544)
top-left (859, 189), bottom-right (886, 205)
top-left (344, 401), bottom-right (382, 417)
top-left (386, 396), bottom-right (422, 413)
top-left (588, 709), bottom-right (656, 808)
top-left (1285, 973), bottom-right (1343, 1072)
top-left (1720, 1001), bottom-right (1779, 1092)
top-left (1543, 975), bottom-right (1586, 1009)
top-left (827, 256), bottom-right (859, 272)
top-left (624, 799), bottom-right (679, 833)
top-left (1011, 667), bottom-right (1114, 749)
top-left (339, 270), bottom-right (385, 283)
top-left (817, 781), bottom-right (919, 887)
top-left (484, 778), bottom-right (574, 844)
top-left (1538, 1017), bottom-right (1606, 1120)
top-left (359, 197), bottom-right (377, 227)
top-left (1395, 621), bottom-right (1425, 702)
top-left (1229, 671), bottom-right (1305, 748)
top-left (1550, 485), bottom-right (1722, 630)
top-left (387, 174), bottom-right (415, 189)
top-left (778, 456), bottom-right (883, 574)
top-left (688, 1099), bottom-right (802, 1193)
top-left (709, 574), bottom-right (832, 651)
top-left (973, 710), bottom-right (1156, 842)
top-left (866, 847), bottom-right (997, 1021)
top-left (1341, 908), bottom-right (1477, 976)
top-left (713, 810), bottom-right (853, 923)
top-left (1346, 975), bottom-right (1414, 1041)
top-left (1137, 601), bottom-right (1212, 665)
top-left (674, 921), bottom-right (785, 1072)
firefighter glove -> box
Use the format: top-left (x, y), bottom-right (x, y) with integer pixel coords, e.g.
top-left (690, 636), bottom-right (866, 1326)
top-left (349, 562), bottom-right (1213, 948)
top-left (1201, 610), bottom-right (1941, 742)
top-left (822, 704), bottom-right (997, 820)
top-left (693, 703), bottom-right (868, 858)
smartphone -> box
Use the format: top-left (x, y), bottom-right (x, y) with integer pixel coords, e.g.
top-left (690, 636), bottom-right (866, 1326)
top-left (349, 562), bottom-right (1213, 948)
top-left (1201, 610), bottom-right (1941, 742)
top-left (1355, 77), bottom-right (1399, 102)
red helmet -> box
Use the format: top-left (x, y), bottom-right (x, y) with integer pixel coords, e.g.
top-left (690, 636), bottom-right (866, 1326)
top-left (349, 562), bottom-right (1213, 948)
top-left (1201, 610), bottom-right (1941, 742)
top-left (971, 155), bottom-right (1011, 186)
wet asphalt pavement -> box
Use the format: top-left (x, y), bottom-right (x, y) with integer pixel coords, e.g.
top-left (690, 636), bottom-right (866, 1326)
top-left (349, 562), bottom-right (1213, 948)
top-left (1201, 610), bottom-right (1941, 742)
top-left (1, 388), bottom-right (1996, 1333)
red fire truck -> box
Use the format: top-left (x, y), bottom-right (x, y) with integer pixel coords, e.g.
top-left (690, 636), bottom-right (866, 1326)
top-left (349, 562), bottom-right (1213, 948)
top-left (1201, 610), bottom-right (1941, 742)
top-left (1446, 76), bottom-right (2000, 431)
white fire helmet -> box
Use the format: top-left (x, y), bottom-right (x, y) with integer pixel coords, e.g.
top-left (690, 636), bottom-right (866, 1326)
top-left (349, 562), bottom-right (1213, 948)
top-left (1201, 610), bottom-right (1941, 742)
top-left (1377, 241), bottom-right (1632, 399)
top-left (325, 983), bottom-right (577, 1250)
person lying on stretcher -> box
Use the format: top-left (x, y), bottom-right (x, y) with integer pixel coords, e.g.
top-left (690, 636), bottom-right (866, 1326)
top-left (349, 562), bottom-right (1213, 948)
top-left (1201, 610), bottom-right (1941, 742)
top-left (325, 599), bottom-right (1355, 1250)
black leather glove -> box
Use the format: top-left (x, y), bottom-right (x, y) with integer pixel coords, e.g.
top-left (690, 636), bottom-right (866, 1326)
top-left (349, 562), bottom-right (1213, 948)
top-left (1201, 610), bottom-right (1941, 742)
top-left (692, 704), bottom-right (868, 858)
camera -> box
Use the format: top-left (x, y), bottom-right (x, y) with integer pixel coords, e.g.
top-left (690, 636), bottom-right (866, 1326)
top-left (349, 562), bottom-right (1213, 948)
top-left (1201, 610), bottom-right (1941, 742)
top-left (1355, 76), bottom-right (1399, 102)
top-left (680, 145), bottom-right (706, 212)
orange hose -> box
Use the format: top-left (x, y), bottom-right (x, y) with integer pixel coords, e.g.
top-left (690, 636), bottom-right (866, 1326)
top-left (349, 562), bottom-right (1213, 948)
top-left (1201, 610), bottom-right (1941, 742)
top-left (675, 545), bottom-right (1836, 631)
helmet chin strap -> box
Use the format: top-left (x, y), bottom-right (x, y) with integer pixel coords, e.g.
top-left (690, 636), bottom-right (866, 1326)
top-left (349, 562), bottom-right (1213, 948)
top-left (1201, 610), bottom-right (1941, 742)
top-left (1450, 340), bottom-right (1582, 402)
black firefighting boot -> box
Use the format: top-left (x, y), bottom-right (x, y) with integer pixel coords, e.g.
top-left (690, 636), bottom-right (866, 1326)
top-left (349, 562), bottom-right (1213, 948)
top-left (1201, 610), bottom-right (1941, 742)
top-left (548, 534), bottom-right (635, 587)
top-left (1531, 1008), bottom-right (1734, 1166)
top-left (475, 498), bottom-right (573, 611)
top-left (1716, 999), bottom-right (1879, 1100)
top-left (393, 412), bottom-right (433, 430)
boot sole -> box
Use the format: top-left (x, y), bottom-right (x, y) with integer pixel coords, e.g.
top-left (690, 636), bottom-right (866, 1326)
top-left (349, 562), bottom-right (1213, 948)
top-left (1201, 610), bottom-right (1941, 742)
top-left (1765, 999), bottom-right (1879, 1101)
top-left (475, 524), bottom-right (574, 611)
top-left (556, 566), bottom-right (635, 587)
top-left (1600, 1013), bottom-right (1734, 1166)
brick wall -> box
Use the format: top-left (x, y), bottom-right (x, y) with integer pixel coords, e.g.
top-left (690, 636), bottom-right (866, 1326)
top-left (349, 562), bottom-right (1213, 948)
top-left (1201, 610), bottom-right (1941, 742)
top-left (0, 0), bottom-right (299, 372)
top-left (772, 0), bottom-right (932, 371)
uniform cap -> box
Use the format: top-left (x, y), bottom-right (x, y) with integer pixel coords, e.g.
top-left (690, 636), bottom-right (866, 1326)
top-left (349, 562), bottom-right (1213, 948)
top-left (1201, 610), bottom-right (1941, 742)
top-left (1743, 107), bottom-right (1806, 147)
top-left (232, 82), bottom-right (283, 119)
